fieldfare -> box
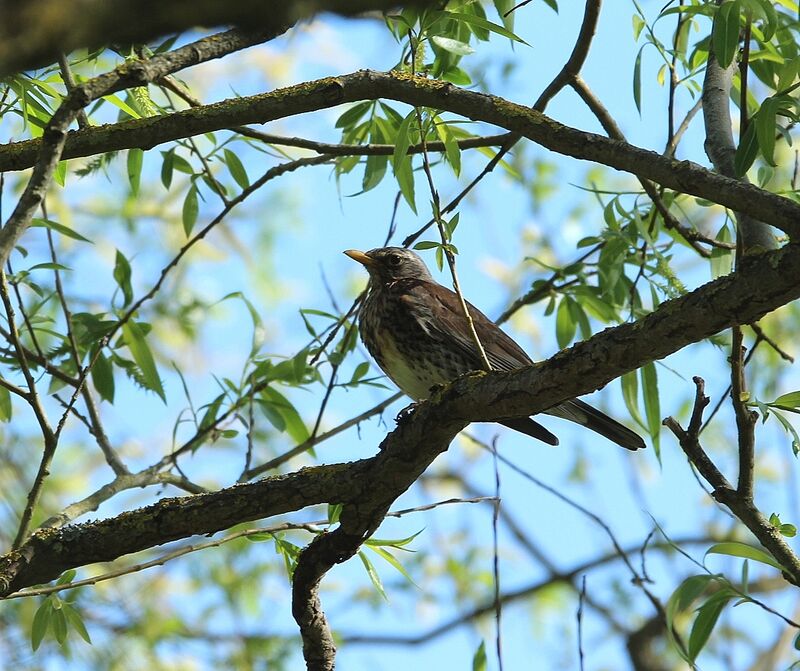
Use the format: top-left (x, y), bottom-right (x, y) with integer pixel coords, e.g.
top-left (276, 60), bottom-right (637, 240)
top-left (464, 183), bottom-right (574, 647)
top-left (345, 247), bottom-right (644, 451)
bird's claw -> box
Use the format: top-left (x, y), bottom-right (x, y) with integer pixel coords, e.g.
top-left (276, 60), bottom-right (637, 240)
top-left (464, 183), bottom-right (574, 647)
top-left (395, 402), bottom-right (420, 424)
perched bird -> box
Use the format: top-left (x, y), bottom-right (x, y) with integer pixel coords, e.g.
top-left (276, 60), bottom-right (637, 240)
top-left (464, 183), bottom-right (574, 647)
top-left (344, 247), bottom-right (644, 451)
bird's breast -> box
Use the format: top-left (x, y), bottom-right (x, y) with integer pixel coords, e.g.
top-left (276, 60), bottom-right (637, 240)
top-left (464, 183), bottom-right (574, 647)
top-left (360, 286), bottom-right (452, 400)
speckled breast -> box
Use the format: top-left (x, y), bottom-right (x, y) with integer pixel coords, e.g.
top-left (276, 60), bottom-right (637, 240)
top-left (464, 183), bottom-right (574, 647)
top-left (359, 282), bottom-right (464, 401)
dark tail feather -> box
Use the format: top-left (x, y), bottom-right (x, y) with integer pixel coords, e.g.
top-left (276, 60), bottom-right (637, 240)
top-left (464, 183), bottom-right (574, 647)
top-left (499, 418), bottom-right (559, 446)
top-left (546, 399), bottom-right (645, 451)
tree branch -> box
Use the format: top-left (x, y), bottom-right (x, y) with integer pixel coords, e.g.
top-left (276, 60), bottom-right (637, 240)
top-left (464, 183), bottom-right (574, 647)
top-left (4, 70), bottom-right (799, 239)
top-left (0, 0), bottom-right (436, 77)
top-left (702, 51), bottom-right (777, 251)
top-left (3, 241), bottom-right (800, 595)
top-left (664, 377), bottom-right (800, 585)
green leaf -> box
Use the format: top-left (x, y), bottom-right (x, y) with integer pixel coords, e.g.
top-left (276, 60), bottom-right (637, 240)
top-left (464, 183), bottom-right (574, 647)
top-left (362, 153), bottom-right (388, 193)
top-left (51, 604), bottom-right (68, 644)
top-left (493, 0), bottom-right (515, 30)
top-left (394, 156), bottom-right (417, 213)
top-left (572, 287), bottom-right (619, 323)
top-left (113, 249), bottom-right (133, 307)
top-left (771, 409), bottom-right (800, 456)
top-left (104, 92), bottom-right (141, 119)
top-left (734, 120), bottom-right (759, 176)
top-left (712, 0), bottom-right (742, 69)
top-left (27, 262), bottom-right (70, 272)
top-left (435, 119), bottom-right (461, 176)
top-left (127, 148), bottom-right (143, 196)
top-left (56, 569), bottom-right (76, 585)
top-left (31, 600), bottom-right (51, 651)
top-left (431, 36), bottom-right (475, 55)
top-left (632, 14), bottom-right (645, 41)
top-left (62, 603), bottom-right (92, 644)
top-left (709, 224), bottom-right (733, 279)
top-left (472, 640), bottom-right (487, 671)
top-left (182, 184), bottom-right (199, 236)
top-left (121, 321), bottom-right (166, 402)
top-left (621, 370), bottom-right (645, 427)
top-left (199, 393), bottom-right (225, 431)
top-left (641, 362), bottom-right (661, 456)
top-left (328, 503), bottom-right (343, 524)
top-left (365, 529), bottom-right (423, 548)
top-left (773, 391), bottom-right (800, 408)
top-left (349, 361), bottom-right (370, 385)
top-left (633, 47), bottom-right (644, 113)
top-left (31, 218), bottom-right (92, 244)
top-left (273, 534), bottom-right (302, 580)
top-left (555, 297), bottom-right (577, 349)
top-left (260, 386), bottom-right (309, 444)
top-left (755, 97), bottom-right (779, 166)
top-left (666, 574), bottom-right (716, 634)
top-left (435, 10), bottom-right (528, 44)
top-left (358, 550), bottom-right (388, 600)
top-left (706, 542), bottom-right (784, 571)
top-left (688, 592), bottom-right (732, 661)
top-left (160, 149), bottom-right (175, 189)
top-left (392, 112), bottom-right (416, 171)
top-left (224, 148), bottom-right (249, 188)
top-left (91, 348), bottom-right (115, 403)
top-left (441, 65), bottom-right (472, 85)
top-left (752, 0), bottom-right (778, 41)
top-left (0, 385), bottom-right (11, 422)
top-left (366, 545), bottom-right (418, 585)
top-left (335, 101), bottom-right (372, 129)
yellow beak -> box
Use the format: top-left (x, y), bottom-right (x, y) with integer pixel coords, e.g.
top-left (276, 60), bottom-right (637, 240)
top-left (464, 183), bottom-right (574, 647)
top-left (344, 249), bottom-right (374, 267)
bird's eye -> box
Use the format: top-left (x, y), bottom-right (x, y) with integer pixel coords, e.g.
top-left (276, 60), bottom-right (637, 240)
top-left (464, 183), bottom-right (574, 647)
top-left (387, 254), bottom-right (402, 266)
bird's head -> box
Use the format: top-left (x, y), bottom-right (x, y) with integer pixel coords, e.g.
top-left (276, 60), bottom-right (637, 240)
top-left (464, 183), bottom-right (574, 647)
top-left (344, 247), bottom-right (433, 284)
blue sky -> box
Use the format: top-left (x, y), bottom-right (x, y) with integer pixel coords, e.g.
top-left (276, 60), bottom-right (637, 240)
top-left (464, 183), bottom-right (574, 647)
top-left (6, 2), bottom-right (800, 670)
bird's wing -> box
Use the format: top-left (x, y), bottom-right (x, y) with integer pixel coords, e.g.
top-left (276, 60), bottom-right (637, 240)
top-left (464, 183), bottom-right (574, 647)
top-left (400, 279), bottom-right (533, 372)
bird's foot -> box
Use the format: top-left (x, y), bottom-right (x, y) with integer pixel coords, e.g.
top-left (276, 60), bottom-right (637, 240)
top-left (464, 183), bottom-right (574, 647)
top-left (395, 402), bottom-right (420, 424)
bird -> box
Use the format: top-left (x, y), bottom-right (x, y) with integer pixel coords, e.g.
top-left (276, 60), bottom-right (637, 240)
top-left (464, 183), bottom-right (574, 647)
top-left (344, 246), bottom-right (645, 451)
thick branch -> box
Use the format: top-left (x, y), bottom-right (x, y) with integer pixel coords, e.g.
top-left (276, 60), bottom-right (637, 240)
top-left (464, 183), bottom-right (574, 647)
top-left (0, 0), bottom-right (435, 77)
top-left (702, 51), bottom-right (776, 250)
top-left (3, 242), bottom-right (800, 595)
top-left (3, 70), bottom-right (799, 238)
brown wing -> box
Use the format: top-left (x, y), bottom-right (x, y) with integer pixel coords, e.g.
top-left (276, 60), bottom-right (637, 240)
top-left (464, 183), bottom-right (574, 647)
top-left (396, 280), bottom-right (644, 451)
top-left (399, 280), bottom-right (533, 371)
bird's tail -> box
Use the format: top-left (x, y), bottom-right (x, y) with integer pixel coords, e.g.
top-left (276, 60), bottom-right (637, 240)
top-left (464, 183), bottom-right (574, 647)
top-left (499, 418), bottom-right (560, 446)
top-left (546, 399), bottom-right (645, 451)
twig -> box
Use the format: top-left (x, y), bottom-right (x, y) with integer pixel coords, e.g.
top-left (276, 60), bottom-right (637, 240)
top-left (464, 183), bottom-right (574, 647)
top-left (3, 522), bottom-right (320, 600)
top-left (730, 326), bottom-right (756, 499)
top-left (56, 53), bottom-right (88, 128)
top-left (408, 67), bottom-right (492, 370)
top-left (750, 322), bottom-right (794, 362)
top-left (571, 77), bottom-right (714, 257)
top-left (341, 537), bottom-right (716, 647)
top-left (664, 377), bottom-right (800, 585)
top-left (496, 248), bottom-right (601, 324)
top-left (665, 99), bottom-right (703, 158)
top-left (1, 270), bottom-right (59, 549)
top-left (0, 28), bottom-right (274, 271)
top-left (577, 575), bottom-right (587, 671)
top-left (240, 392), bottom-right (401, 480)
top-left (403, 0), bottom-right (603, 248)
top-left (46, 226), bottom-right (128, 475)
top-left (490, 437), bottom-right (504, 671)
